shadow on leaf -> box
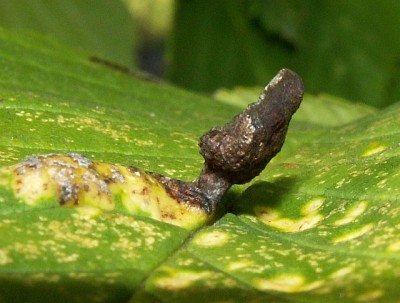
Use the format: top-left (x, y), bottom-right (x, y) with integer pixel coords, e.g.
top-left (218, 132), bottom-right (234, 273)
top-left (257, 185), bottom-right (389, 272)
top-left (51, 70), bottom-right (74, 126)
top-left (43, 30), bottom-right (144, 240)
top-left (232, 176), bottom-right (299, 215)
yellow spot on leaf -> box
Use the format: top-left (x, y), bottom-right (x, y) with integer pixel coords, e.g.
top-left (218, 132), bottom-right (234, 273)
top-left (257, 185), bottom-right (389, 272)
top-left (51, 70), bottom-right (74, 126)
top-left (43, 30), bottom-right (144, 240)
top-left (255, 205), bottom-right (323, 233)
top-left (226, 260), bottom-right (255, 271)
top-left (0, 249), bottom-right (12, 265)
top-left (357, 290), bottom-right (384, 301)
top-left (193, 231), bottom-right (230, 247)
top-left (106, 164), bottom-right (208, 229)
top-left (13, 242), bottom-right (41, 260)
top-left (55, 115), bottom-right (134, 143)
top-left (301, 197), bottom-right (324, 215)
top-left (58, 253), bottom-right (80, 263)
top-left (27, 273), bottom-right (61, 284)
top-left (153, 269), bottom-right (213, 290)
top-left (361, 142), bottom-right (387, 157)
top-left (253, 274), bottom-right (324, 293)
top-left (387, 241), bottom-right (400, 252)
top-left (330, 266), bottom-right (354, 279)
top-left (13, 169), bottom-right (55, 206)
top-left (0, 153), bottom-right (209, 230)
top-left (376, 179), bottom-right (387, 188)
top-left (332, 224), bottom-right (374, 243)
top-left (333, 201), bottom-right (368, 226)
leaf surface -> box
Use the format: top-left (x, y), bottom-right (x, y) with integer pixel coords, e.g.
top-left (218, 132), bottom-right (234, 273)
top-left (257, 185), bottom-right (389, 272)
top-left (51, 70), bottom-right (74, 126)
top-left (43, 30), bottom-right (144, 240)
top-left (0, 0), bottom-right (135, 66)
top-left (0, 29), bottom-right (399, 303)
top-left (169, 0), bottom-right (400, 107)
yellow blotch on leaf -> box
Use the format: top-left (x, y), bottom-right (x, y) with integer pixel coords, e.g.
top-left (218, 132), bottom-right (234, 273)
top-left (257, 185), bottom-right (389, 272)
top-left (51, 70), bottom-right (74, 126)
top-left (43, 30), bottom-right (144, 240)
top-left (361, 142), bottom-right (387, 157)
top-left (333, 201), bottom-right (368, 226)
top-left (332, 224), bottom-right (374, 244)
top-left (153, 268), bottom-right (214, 290)
top-left (255, 197), bottom-right (325, 232)
top-left (0, 153), bottom-right (209, 230)
top-left (0, 249), bottom-right (12, 265)
top-left (387, 241), bottom-right (400, 252)
top-left (357, 290), bottom-right (384, 301)
top-left (226, 260), bottom-right (255, 271)
top-left (329, 266), bottom-right (354, 280)
top-left (192, 230), bottom-right (230, 247)
top-left (301, 197), bottom-right (324, 215)
top-left (253, 274), bottom-right (324, 293)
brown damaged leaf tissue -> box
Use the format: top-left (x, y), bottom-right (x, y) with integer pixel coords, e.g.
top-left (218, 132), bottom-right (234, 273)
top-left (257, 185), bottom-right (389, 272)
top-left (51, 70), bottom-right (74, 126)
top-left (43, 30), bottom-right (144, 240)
top-left (0, 69), bottom-right (303, 229)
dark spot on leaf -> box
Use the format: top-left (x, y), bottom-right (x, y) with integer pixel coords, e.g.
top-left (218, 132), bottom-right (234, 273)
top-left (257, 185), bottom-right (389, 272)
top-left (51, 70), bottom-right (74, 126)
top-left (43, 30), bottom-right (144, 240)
top-left (103, 177), bottom-right (113, 184)
top-left (59, 184), bottom-right (79, 205)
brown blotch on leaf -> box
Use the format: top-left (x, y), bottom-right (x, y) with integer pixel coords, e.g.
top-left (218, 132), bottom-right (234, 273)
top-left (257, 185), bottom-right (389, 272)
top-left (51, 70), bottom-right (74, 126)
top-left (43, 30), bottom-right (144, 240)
top-left (59, 183), bottom-right (79, 205)
top-left (141, 187), bottom-right (149, 196)
top-left (151, 69), bottom-right (304, 214)
top-left (148, 172), bottom-right (211, 211)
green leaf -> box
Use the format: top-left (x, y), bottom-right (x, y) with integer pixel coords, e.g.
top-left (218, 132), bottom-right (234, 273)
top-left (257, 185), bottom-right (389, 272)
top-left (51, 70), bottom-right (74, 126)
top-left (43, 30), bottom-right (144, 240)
top-left (0, 0), bottom-right (136, 66)
top-left (0, 27), bottom-right (234, 302)
top-left (1, 28), bottom-right (399, 302)
top-left (168, 0), bottom-right (400, 107)
top-left (138, 105), bottom-right (400, 302)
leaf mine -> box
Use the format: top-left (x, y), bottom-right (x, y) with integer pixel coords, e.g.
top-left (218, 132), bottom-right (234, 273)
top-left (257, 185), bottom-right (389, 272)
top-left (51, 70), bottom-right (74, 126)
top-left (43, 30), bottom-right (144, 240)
top-left (0, 69), bottom-right (303, 229)
top-left (1, 153), bottom-right (208, 229)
